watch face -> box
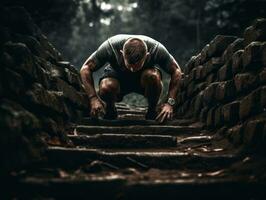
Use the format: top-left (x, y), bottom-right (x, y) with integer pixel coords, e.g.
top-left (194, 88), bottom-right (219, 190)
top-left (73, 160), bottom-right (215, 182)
top-left (168, 98), bottom-right (175, 106)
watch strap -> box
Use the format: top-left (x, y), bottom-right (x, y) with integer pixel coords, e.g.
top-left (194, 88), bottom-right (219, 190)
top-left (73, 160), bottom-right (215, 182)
top-left (88, 94), bottom-right (97, 100)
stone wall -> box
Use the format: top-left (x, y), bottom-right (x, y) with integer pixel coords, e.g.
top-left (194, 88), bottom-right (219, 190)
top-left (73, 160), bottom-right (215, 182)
top-left (176, 18), bottom-right (266, 153)
top-left (0, 7), bottom-right (88, 174)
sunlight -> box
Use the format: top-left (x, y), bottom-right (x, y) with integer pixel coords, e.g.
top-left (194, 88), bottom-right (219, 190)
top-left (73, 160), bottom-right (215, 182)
top-left (100, 18), bottom-right (111, 26)
top-left (117, 5), bottom-right (123, 11)
top-left (100, 2), bottom-right (112, 11)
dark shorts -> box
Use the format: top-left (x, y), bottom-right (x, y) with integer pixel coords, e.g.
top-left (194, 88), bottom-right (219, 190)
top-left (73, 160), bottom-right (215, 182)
top-left (98, 65), bottom-right (162, 102)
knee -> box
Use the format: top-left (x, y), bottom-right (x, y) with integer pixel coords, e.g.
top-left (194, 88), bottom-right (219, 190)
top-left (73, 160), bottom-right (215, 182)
top-left (99, 78), bottom-right (120, 96)
top-left (141, 69), bottom-right (161, 86)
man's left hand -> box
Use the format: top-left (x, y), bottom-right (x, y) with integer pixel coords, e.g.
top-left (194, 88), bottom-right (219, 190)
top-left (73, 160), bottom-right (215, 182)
top-left (156, 103), bottom-right (173, 123)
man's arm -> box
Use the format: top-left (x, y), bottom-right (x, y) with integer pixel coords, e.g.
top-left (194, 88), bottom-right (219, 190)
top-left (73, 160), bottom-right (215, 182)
top-left (154, 43), bottom-right (183, 122)
top-left (80, 40), bottom-right (112, 117)
top-left (80, 40), bottom-right (112, 98)
top-left (166, 59), bottom-right (183, 100)
top-left (80, 58), bottom-right (97, 99)
top-left (154, 43), bottom-right (183, 100)
top-left (156, 59), bottom-right (182, 123)
top-left (80, 58), bottom-right (107, 118)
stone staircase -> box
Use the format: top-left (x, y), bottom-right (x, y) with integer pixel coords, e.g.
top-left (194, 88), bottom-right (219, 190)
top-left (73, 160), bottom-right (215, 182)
top-left (10, 103), bottom-right (266, 199)
top-left (1, 7), bottom-right (266, 200)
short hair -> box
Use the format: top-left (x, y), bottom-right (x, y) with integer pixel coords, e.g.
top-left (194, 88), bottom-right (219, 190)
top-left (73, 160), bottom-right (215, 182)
top-left (123, 38), bottom-right (148, 64)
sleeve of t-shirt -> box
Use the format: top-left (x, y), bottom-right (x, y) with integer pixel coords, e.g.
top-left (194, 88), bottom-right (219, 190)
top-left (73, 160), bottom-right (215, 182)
top-left (88, 40), bottom-right (112, 72)
top-left (154, 43), bottom-right (174, 74)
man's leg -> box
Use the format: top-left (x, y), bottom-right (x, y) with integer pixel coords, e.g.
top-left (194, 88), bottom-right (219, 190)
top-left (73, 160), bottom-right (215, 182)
top-left (140, 68), bottom-right (163, 119)
top-left (98, 77), bottom-right (120, 119)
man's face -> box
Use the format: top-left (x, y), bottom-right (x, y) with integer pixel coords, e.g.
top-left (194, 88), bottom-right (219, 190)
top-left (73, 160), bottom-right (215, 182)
top-left (120, 50), bottom-right (149, 72)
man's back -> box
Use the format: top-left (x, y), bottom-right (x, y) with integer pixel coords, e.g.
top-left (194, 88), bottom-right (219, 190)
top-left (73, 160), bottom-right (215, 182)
top-left (80, 34), bottom-right (182, 122)
top-left (90, 34), bottom-right (175, 74)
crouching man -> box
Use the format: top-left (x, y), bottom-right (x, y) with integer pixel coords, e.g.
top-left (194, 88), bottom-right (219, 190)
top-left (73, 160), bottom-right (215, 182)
top-left (80, 34), bottom-right (182, 122)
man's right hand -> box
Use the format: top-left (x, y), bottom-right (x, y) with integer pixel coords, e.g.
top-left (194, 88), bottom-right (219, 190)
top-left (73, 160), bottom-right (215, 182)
top-left (89, 96), bottom-right (106, 118)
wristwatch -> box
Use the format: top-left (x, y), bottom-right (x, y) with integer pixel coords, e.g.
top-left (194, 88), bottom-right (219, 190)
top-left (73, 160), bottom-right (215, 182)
top-left (167, 97), bottom-right (176, 106)
top-left (88, 94), bottom-right (97, 100)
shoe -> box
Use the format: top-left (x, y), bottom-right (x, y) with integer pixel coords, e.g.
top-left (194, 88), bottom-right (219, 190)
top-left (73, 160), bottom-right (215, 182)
top-left (145, 109), bottom-right (157, 120)
top-left (103, 105), bottom-right (118, 120)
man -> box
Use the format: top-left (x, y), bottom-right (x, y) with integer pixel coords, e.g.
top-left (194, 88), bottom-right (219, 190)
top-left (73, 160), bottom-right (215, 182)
top-left (80, 34), bottom-right (182, 122)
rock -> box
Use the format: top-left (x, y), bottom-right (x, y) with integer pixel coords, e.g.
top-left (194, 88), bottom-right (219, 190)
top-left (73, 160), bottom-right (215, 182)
top-left (226, 124), bottom-right (243, 146)
top-left (186, 81), bottom-right (195, 97)
top-left (2, 68), bottom-right (26, 98)
top-left (0, 52), bottom-right (15, 69)
top-left (242, 42), bottom-right (265, 71)
top-left (0, 26), bottom-right (11, 47)
top-left (231, 50), bottom-right (244, 75)
top-left (183, 75), bottom-right (190, 88)
top-left (203, 82), bottom-right (219, 105)
top-left (234, 72), bottom-right (258, 94)
top-left (176, 91), bottom-right (186, 105)
top-left (206, 73), bottom-right (216, 85)
top-left (195, 65), bottom-right (204, 80)
top-left (35, 66), bottom-right (52, 89)
top-left (217, 64), bottom-right (232, 81)
top-left (37, 34), bottom-right (62, 62)
top-left (51, 77), bottom-right (87, 109)
top-left (193, 91), bottom-right (204, 117)
top-left (0, 99), bottom-right (41, 133)
top-left (199, 107), bottom-right (209, 123)
top-left (215, 80), bottom-right (236, 102)
top-left (204, 57), bottom-right (224, 75)
top-left (0, 7), bottom-right (41, 37)
top-left (222, 101), bottom-right (240, 125)
top-left (239, 88), bottom-right (261, 120)
top-left (187, 81), bottom-right (206, 97)
top-left (0, 6), bottom-right (88, 175)
top-left (214, 106), bottom-right (223, 127)
top-left (207, 35), bottom-right (238, 58)
top-left (194, 53), bottom-right (202, 67)
top-left (243, 119), bottom-right (266, 148)
top-left (15, 34), bottom-right (48, 58)
top-left (184, 56), bottom-right (197, 75)
top-left (222, 38), bottom-right (244, 63)
top-left (199, 44), bottom-right (210, 64)
top-left (25, 83), bottom-right (65, 115)
top-left (40, 117), bottom-right (63, 136)
top-left (259, 68), bottom-right (266, 83)
top-left (206, 107), bottom-right (217, 128)
top-left (3, 42), bottom-right (38, 80)
top-left (56, 61), bottom-right (78, 74)
top-left (189, 67), bottom-right (197, 82)
top-left (243, 18), bottom-right (266, 46)
top-left (259, 86), bottom-right (266, 111)
top-left (64, 68), bottom-right (83, 90)
top-left (50, 63), bottom-right (67, 79)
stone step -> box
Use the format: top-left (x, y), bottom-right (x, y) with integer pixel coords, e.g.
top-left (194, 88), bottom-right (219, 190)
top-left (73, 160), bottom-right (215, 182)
top-left (117, 109), bottom-right (146, 115)
top-left (45, 146), bottom-right (239, 170)
top-left (68, 134), bottom-right (177, 148)
top-left (13, 170), bottom-right (264, 199)
top-left (124, 178), bottom-right (264, 200)
top-left (68, 134), bottom-right (213, 149)
top-left (118, 114), bottom-right (145, 120)
top-left (74, 125), bottom-right (203, 135)
top-left (115, 105), bottom-right (131, 110)
top-left (78, 117), bottom-right (199, 126)
top-left (14, 175), bottom-right (125, 200)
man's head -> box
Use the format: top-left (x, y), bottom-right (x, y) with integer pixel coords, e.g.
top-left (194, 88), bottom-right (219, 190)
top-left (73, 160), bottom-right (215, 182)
top-left (120, 38), bottom-right (149, 72)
